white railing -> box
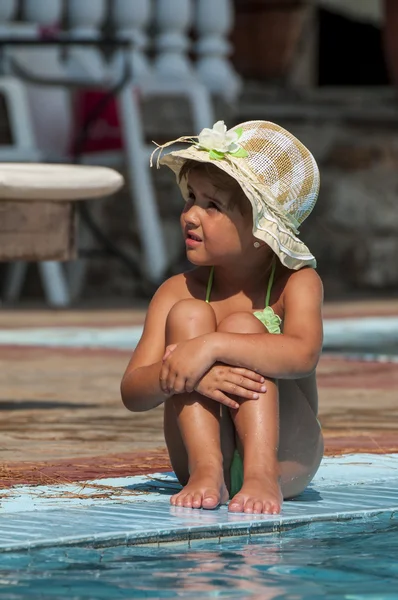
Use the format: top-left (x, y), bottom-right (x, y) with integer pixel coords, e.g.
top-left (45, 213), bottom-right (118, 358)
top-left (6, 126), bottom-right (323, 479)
top-left (0, 0), bottom-right (240, 98)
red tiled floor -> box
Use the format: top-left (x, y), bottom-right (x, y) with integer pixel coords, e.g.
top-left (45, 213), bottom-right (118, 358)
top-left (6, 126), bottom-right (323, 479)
top-left (0, 449), bottom-right (171, 488)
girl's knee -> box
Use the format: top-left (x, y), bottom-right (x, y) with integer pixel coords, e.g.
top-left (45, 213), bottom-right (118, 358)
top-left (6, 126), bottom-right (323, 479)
top-left (166, 298), bottom-right (217, 340)
top-left (218, 312), bottom-right (265, 334)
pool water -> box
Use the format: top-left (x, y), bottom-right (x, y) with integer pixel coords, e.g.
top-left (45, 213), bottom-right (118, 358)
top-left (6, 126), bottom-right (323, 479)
top-left (327, 345), bottom-right (398, 359)
top-left (0, 515), bottom-right (397, 599)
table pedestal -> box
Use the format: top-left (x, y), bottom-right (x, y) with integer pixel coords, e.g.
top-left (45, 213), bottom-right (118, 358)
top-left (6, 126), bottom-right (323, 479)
top-left (0, 200), bottom-right (76, 262)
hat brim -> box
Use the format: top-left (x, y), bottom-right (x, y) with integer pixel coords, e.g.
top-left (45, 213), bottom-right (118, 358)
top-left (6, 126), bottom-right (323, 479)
top-left (160, 147), bottom-right (316, 271)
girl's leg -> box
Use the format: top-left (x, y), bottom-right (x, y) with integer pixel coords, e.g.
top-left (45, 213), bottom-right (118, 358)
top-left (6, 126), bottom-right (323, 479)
top-left (276, 376), bottom-right (324, 499)
top-left (217, 312), bottom-right (323, 514)
top-left (163, 299), bottom-right (235, 509)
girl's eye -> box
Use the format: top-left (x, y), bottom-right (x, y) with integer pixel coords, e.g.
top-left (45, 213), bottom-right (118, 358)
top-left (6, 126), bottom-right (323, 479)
top-left (208, 201), bottom-right (221, 211)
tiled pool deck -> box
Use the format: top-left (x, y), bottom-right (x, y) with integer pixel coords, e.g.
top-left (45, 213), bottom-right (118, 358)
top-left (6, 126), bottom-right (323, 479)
top-left (0, 454), bottom-right (398, 552)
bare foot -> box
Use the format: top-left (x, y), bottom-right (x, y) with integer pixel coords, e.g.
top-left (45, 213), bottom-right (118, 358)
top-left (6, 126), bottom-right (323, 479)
top-left (171, 467), bottom-right (229, 510)
top-left (228, 473), bottom-right (283, 514)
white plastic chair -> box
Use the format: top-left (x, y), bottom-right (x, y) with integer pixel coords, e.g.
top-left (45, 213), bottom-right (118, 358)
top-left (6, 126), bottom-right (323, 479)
top-left (0, 74), bottom-right (74, 306)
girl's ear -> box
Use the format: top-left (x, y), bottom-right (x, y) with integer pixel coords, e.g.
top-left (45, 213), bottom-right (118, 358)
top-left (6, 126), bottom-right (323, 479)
top-left (253, 241), bottom-right (261, 248)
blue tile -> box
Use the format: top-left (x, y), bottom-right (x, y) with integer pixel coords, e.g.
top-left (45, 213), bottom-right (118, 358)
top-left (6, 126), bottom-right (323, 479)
top-left (1, 478), bottom-right (398, 552)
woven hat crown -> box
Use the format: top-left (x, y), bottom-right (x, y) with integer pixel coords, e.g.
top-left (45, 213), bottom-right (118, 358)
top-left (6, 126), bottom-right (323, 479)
top-left (230, 121), bottom-right (319, 226)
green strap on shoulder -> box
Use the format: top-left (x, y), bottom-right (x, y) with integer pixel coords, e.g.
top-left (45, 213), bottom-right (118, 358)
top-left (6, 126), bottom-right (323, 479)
top-left (265, 257), bottom-right (276, 307)
top-left (205, 266), bottom-right (214, 303)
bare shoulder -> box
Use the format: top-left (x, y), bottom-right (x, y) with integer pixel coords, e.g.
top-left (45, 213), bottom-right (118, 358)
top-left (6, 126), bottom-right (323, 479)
top-left (281, 267), bottom-right (323, 345)
top-left (151, 266), bottom-right (209, 307)
top-left (282, 267), bottom-right (323, 308)
top-left (153, 272), bottom-right (188, 303)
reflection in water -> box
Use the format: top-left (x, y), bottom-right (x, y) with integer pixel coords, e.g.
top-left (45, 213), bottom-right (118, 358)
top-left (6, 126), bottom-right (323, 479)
top-left (0, 515), bottom-right (397, 598)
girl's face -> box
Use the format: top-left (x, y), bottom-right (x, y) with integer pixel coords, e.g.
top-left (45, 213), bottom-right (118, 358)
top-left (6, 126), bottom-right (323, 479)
top-left (180, 169), bottom-right (254, 266)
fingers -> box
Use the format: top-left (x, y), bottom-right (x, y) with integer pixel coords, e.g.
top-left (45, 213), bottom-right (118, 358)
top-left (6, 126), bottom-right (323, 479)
top-left (230, 367), bottom-right (265, 384)
top-left (159, 361), bottom-right (168, 394)
top-left (160, 370), bottom-right (187, 395)
top-left (160, 362), bottom-right (179, 395)
top-left (185, 378), bottom-right (196, 393)
top-left (160, 361), bottom-right (191, 396)
top-left (228, 373), bottom-right (267, 395)
top-left (225, 382), bottom-right (262, 400)
top-left (162, 344), bottom-right (177, 361)
top-left (211, 391), bottom-right (239, 410)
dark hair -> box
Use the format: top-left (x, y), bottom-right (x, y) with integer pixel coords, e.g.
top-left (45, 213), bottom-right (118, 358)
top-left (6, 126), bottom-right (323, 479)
top-left (178, 159), bottom-right (250, 215)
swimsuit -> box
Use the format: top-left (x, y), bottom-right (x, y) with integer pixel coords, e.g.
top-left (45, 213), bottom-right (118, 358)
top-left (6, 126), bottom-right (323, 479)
top-left (205, 257), bottom-right (282, 498)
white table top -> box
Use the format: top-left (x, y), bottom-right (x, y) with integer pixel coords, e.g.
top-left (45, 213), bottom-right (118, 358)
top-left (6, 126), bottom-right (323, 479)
top-left (0, 164), bottom-right (124, 201)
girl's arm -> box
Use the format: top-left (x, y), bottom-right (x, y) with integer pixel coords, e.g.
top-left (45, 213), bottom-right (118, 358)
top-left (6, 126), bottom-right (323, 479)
top-left (122, 273), bottom-right (270, 411)
top-left (210, 268), bottom-right (323, 379)
top-left (120, 277), bottom-right (180, 412)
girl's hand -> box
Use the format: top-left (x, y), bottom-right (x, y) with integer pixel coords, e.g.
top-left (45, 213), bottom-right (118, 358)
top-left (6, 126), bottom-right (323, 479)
top-left (160, 336), bottom-right (216, 395)
top-left (195, 364), bottom-right (267, 409)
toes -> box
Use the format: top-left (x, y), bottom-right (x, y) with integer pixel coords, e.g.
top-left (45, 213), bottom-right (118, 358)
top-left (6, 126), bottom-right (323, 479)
top-left (171, 492), bottom-right (190, 507)
top-left (174, 493), bottom-right (189, 507)
top-left (228, 494), bottom-right (245, 513)
top-left (171, 492), bottom-right (196, 508)
top-left (263, 501), bottom-right (273, 514)
top-left (262, 500), bottom-right (281, 514)
top-left (271, 501), bottom-right (282, 515)
top-left (192, 492), bottom-right (203, 508)
top-left (182, 493), bottom-right (193, 508)
top-left (171, 487), bottom-right (224, 510)
top-left (202, 491), bottom-right (220, 510)
top-left (229, 493), bottom-right (282, 514)
top-left (176, 495), bottom-right (185, 507)
top-left (243, 499), bottom-right (255, 514)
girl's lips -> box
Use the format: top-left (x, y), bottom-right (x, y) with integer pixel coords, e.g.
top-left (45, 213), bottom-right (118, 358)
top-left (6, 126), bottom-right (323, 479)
top-left (185, 230), bottom-right (202, 246)
top-left (185, 237), bottom-right (202, 248)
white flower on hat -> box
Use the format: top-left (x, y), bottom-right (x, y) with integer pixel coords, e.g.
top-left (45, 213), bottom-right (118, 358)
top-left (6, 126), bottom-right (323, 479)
top-left (197, 121), bottom-right (248, 160)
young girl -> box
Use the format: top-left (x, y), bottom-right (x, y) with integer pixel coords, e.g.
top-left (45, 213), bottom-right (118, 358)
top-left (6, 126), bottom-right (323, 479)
top-left (121, 120), bottom-right (324, 515)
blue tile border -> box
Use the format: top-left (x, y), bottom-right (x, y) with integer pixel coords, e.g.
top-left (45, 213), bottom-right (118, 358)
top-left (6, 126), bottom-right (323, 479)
top-left (1, 479), bottom-right (398, 553)
top-left (0, 455), bottom-right (397, 553)
top-left (0, 507), bottom-right (397, 553)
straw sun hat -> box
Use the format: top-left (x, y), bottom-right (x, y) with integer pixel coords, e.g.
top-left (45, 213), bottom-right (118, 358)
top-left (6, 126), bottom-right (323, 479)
top-left (151, 120), bottom-right (320, 270)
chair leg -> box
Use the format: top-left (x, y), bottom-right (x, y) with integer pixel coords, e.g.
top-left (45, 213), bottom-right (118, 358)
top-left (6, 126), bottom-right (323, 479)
top-left (2, 262), bottom-right (29, 302)
top-left (2, 261), bottom-right (71, 307)
top-left (0, 77), bottom-right (41, 162)
top-left (38, 262), bottom-right (70, 307)
top-left (118, 85), bottom-right (168, 283)
top-left (65, 259), bottom-right (88, 302)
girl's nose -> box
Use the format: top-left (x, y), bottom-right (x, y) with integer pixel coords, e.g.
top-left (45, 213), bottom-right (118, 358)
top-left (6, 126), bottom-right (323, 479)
top-left (182, 202), bottom-right (200, 225)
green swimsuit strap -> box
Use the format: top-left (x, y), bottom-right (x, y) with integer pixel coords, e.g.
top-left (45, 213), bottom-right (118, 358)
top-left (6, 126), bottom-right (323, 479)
top-left (205, 257), bottom-right (276, 308)
top-left (205, 266), bottom-right (214, 303)
top-left (265, 256), bottom-right (277, 308)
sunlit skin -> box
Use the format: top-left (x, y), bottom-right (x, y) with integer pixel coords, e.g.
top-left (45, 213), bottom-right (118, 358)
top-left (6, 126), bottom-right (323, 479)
top-left (121, 167), bottom-right (324, 515)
